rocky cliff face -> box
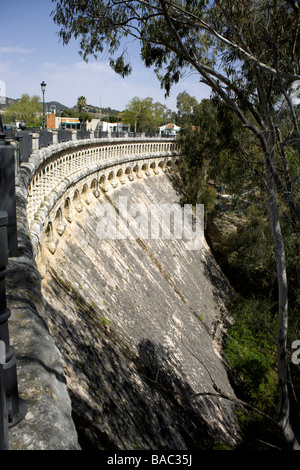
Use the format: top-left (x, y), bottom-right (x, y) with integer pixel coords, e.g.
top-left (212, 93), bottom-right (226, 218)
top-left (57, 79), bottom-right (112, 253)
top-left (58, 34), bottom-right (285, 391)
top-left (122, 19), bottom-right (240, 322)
top-left (40, 172), bottom-right (241, 450)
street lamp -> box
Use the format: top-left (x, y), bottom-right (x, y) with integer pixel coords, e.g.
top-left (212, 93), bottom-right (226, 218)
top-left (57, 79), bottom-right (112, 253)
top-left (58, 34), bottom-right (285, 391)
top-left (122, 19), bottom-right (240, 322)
top-left (40, 81), bottom-right (47, 129)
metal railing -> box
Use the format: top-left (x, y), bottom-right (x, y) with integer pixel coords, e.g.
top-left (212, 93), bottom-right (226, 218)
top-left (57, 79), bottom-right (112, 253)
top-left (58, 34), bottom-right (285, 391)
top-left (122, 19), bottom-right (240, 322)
top-left (39, 129), bottom-right (53, 149)
top-left (57, 129), bottom-right (72, 143)
top-left (3, 126), bottom-right (177, 173)
top-left (0, 119), bottom-right (27, 449)
top-left (18, 131), bottom-right (33, 164)
top-left (76, 129), bottom-right (91, 140)
top-left (0, 212), bottom-right (27, 450)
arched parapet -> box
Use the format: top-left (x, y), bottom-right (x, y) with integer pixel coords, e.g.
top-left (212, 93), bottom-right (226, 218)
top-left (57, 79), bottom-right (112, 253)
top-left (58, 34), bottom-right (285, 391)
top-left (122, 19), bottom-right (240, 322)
top-left (17, 137), bottom-right (181, 275)
top-left (141, 162), bottom-right (151, 176)
top-left (116, 167), bottom-right (126, 185)
top-left (124, 165), bottom-right (135, 182)
top-left (44, 222), bottom-right (57, 255)
top-left (54, 207), bottom-right (66, 236)
top-left (108, 170), bottom-right (118, 188)
top-left (64, 197), bottom-right (74, 223)
top-left (73, 189), bottom-right (83, 213)
top-left (133, 163), bottom-right (143, 179)
top-left (25, 139), bottom-right (180, 224)
top-left (99, 174), bottom-right (109, 192)
top-left (82, 183), bottom-right (92, 205)
top-left (150, 160), bottom-right (160, 175)
top-left (90, 177), bottom-right (100, 197)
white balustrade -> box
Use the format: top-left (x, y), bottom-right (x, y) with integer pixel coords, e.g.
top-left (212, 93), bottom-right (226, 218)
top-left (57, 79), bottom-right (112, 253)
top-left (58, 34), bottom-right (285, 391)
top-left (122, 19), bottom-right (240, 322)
top-left (25, 138), bottom-right (180, 232)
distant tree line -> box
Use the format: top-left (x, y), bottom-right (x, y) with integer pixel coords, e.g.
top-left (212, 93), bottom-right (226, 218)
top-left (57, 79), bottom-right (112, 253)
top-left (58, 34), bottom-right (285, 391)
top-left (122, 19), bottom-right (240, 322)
top-left (2, 94), bottom-right (43, 127)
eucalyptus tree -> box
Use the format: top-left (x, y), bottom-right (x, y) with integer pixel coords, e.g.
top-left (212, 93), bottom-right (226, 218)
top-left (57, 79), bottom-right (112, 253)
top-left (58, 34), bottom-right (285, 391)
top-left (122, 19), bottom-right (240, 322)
top-left (51, 0), bottom-right (300, 448)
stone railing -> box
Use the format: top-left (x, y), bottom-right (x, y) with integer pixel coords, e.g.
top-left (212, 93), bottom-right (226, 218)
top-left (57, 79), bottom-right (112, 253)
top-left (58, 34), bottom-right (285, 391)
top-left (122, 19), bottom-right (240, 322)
top-left (8, 128), bottom-right (175, 165)
top-left (17, 137), bottom-right (181, 277)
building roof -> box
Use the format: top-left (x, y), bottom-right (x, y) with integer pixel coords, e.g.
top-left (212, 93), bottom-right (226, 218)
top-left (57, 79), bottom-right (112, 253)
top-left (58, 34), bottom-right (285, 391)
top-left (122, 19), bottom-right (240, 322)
top-left (159, 123), bottom-right (181, 132)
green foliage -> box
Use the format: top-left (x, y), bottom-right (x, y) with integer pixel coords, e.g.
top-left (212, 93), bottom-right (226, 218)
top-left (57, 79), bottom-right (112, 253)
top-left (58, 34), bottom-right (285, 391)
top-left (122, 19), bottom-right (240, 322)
top-left (223, 295), bottom-right (286, 448)
top-left (225, 205), bottom-right (276, 295)
top-left (100, 316), bottom-right (111, 326)
top-left (59, 108), bottom-right (79, 118)
top-left (121, 96), bottom-right (173, 133)
top-left (109, 56), bottom-right (132, 78)
top-left (199, 185), bottom-right (218, 214)
top-left (176, 91), bottom-right (199, 126)
top-left (177, 96), bottom-right (261, 210)
top-left (79, 112), bottom-right (92, 124)
top-left (280, 207), bottom-right (300, 314)
top-left (225, 296), bottom-right (278, 409)
top-left (3, 94), bottom-right (42, 126)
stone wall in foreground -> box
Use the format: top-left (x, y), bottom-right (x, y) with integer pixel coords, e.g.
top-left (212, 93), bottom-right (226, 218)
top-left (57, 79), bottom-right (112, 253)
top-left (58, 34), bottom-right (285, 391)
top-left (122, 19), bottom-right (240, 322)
top-left (6, 159), bottom-right (80, 450)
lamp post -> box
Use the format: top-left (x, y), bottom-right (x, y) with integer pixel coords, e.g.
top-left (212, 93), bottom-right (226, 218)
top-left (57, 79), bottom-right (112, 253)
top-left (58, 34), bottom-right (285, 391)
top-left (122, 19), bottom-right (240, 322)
top-left (40, 81), bottom-right (46, 129)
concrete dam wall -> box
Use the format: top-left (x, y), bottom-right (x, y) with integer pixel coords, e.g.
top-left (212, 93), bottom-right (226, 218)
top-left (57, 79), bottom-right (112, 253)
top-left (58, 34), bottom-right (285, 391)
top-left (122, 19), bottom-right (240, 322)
top-left (7, 137), bottom-right (241, 449)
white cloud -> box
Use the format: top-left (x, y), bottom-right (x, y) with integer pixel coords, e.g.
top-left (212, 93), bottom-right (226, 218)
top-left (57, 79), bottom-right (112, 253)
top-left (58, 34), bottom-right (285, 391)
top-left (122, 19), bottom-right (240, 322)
top-left (0, 4), bottom-right (211, 112)
top-left (1, 54), bottom-right (210, 112)
top-left (38, 59), bottom-right (210, 111)
top-left (39, 60), bottom-right (160, 109)
top-left (0, 46), bottom-right (32, 54)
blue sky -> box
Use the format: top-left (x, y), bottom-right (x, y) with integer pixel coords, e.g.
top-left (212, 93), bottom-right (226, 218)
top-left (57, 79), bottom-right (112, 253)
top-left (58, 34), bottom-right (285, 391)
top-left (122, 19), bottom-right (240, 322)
top-left (0, 0), bottom-right (211, 112)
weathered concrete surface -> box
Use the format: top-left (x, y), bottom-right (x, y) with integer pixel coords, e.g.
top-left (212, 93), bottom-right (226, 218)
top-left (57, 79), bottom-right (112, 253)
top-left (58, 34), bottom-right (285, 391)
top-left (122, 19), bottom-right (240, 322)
top-left (6, 174), bottom-right (80, 450)
top-left (40, 172), bottom-right (241, 450)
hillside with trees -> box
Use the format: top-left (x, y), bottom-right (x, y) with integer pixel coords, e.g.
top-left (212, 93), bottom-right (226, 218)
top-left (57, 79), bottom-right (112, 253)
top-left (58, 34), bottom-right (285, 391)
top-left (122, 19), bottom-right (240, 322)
top-left (1, 94), bottom-right (43, 127)
top-left (1, 94), bottom-right (123, 128)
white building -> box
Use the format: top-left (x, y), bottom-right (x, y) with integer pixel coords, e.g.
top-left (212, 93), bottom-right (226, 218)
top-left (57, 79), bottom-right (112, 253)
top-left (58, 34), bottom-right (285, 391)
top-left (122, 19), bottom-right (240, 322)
top-left (88, 120), bottom-right (130, 134)
top-left (159, 123), bottom-right (181, 136)
top-left (46, 115), bottom-right (130, 134)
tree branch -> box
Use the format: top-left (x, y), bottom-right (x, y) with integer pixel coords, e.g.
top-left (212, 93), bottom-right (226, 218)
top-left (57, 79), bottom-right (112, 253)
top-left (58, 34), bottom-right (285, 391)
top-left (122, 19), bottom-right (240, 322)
top-left (164, 0), bottom-right (300, 81)
top-left (193, 390), bottom-right (280, 427)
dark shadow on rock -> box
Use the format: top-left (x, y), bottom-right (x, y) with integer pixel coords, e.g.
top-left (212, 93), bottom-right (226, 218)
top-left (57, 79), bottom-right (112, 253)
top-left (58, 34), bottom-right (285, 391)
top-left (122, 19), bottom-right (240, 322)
top-left (136, 339), bottom-right (214, 450)
top-left (43, 278), bottom-right (230, 450)
top-left (201, 251), bottom-right (234, 305)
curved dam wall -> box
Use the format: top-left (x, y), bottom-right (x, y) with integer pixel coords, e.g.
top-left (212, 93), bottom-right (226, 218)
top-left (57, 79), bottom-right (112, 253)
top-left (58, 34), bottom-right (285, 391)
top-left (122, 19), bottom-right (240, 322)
top-left (7, 137), bottom-right (240, 449)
